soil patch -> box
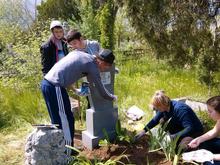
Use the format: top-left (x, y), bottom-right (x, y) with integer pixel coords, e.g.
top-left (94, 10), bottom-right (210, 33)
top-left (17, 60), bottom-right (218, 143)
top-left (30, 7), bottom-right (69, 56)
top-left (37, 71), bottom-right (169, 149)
top-left (74, 131), bottom-right (172, 165)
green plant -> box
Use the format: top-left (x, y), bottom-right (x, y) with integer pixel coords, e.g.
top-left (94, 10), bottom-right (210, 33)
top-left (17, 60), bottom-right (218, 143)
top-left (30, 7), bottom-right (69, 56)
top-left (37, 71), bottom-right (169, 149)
top-left (115, 120), bottom-right (134, 144)
top-left (147, 119), bottom-right (182, 162)
top-left (69, 0), bottom-right (100, 41)
top-left (98, 128), bottom-right (111, 147)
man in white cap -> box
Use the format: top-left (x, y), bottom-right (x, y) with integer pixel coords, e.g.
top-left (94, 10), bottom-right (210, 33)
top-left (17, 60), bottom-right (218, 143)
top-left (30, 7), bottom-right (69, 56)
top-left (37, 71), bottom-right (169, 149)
top-left (40, 20), bottom-right (68, 75)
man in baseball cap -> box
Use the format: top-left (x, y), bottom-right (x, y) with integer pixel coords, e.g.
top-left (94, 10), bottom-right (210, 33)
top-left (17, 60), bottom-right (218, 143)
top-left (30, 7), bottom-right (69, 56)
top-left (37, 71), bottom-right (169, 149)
top-left (41, 38), bottom-right (117, 155)
top-left (97, 49), bottom-right (115, 65)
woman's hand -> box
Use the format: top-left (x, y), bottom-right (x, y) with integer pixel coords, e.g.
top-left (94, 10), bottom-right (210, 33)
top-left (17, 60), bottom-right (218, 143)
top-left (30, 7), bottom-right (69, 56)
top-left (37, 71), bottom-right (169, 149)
top-left (188, 138), bottom-right (201, 148)
top-left (134, 130), bottom-right (146, 141)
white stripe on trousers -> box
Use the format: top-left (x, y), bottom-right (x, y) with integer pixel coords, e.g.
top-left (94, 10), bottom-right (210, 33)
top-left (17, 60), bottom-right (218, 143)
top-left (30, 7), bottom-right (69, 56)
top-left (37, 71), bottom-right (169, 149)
top-left (55, 86), bottom-right (72, 156)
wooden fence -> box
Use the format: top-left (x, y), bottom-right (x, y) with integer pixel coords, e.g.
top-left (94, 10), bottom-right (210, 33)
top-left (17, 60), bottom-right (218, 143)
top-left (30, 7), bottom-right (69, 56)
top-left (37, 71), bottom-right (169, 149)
top-left (114, 48), bottom-right (150, 61)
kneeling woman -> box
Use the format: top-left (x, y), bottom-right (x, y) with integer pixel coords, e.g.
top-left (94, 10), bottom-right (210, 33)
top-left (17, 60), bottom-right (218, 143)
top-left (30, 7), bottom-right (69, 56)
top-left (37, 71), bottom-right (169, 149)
top-left (135, 90), bottom-right (203, 151)
top-left (188, 96), bottom-right (220, 165)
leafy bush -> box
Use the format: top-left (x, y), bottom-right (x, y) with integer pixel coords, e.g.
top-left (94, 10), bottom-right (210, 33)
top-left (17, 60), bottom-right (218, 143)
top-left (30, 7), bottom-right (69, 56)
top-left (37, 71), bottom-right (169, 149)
top-left (0, 20), bottom-right (50, 89)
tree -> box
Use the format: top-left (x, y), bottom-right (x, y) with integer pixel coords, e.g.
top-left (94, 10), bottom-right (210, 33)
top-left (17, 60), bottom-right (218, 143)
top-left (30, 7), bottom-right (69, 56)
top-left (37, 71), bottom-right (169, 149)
top-left (97, 0), bottom-right (118, 49)
top-left (69, 0), bottom-right (101, 41)
top-left (69, 0), bottom-right (120, 49)
top-left (123, 0), bottom-right (220, 90)
top-left (37, 0), bottom-right (81, 21)
top-left (0, 0), bottom-right (35, 29)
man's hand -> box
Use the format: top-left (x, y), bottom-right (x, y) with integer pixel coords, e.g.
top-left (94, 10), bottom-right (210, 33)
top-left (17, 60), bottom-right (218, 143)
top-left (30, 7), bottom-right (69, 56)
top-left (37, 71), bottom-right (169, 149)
top-left (75, 82), bottom-right (90, 97)
top-left (75, 87), bottom-right (90, 96)
top-left (113, 95), bottom-right (117, 101)
top-left (134, 130), bottom-right (146, 141)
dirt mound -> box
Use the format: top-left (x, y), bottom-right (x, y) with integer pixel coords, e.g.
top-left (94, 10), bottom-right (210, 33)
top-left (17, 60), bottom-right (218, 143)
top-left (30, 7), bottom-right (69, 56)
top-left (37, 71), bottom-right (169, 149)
top-left (74, 132), bottom-right (172, 165)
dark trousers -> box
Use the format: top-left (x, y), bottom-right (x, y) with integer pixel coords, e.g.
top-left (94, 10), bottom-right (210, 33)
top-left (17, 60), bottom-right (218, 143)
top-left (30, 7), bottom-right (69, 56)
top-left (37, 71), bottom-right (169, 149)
top-left (41, 79), bottom-right (74, 156)
top-left (199, 138), bottom-right (220, 154)
top-left (204, 161), bottom-right (220, 165)
top-left (200, 138), bottom-right (220, 165)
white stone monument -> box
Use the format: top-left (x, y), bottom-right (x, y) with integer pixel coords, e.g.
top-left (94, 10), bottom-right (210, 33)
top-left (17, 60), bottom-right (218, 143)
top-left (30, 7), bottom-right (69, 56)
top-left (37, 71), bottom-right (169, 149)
top-left (82, 64), bottom-right (118, 149)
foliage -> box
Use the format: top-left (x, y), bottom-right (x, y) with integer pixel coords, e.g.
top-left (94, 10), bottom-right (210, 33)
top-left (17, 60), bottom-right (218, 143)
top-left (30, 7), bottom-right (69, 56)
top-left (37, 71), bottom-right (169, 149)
top-left (99, 129), bottom-right (111, 147)
top-left (0, 0), bottom-right (35, 29)
top-left (68, 0), bottom-right (119, 49)
top-left (98, 119), bottom-right (135, 147)
top-left (69, 155), bottom-right (127, 165)
top-left (69, 0), bottom-right (101, 41)
top-left (37, 0), bottom-right (81, 21)
top-left (123, 0), bottom-right (220, 88)
top-left (68, 144), bottom-right (127, 165)
top-left (196, 37), bottom-right (220, 91)
top-left (147, 120), bottom-right (182, 162)
top-left (0, 20), bottom-right (50, 89)
top-left (96, 0), bottom-right (118, 49)
top-left (115, 120), bottom-right (134, 144)
top-left (114, 7), bottom-right (143, 50)
top-left (115, 53), bottom-right (217, 111)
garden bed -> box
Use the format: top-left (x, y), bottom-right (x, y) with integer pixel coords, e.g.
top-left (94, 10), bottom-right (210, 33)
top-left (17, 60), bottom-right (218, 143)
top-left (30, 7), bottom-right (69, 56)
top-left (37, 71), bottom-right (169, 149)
top-left (74, 131), bottom-right (172, 165)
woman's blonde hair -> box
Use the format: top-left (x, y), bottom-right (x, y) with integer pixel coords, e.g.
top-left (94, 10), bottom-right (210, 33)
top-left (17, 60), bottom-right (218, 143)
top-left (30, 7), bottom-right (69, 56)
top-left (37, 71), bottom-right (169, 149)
top-left (150, 90), bottom-right (171, 108)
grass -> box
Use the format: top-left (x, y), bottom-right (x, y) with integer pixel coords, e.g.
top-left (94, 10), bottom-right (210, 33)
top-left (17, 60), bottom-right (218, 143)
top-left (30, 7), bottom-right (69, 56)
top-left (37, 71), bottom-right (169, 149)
top-left (0, 123), bottom-right (33, 165)
top-left (115, 53), bottom-right (218, 125)
top-left (0, 84), bottom-right (48, 130)
top-left (0, 84), bottom-right (49, 164)
top-left (0, 53), bottom-right (219, 164)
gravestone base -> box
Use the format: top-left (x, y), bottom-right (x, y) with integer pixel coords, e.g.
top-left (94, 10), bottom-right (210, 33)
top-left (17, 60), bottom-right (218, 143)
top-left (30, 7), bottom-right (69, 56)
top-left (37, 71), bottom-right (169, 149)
top-left (82, 107), bottom-right (118, 150)
top-left (82, 131), bottom-right (99, 149)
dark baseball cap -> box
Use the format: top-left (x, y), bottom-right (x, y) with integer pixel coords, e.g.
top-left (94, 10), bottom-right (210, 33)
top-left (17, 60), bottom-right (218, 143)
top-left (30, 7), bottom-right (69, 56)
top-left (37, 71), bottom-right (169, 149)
top-left (97, 49), bottom-right (115, 64)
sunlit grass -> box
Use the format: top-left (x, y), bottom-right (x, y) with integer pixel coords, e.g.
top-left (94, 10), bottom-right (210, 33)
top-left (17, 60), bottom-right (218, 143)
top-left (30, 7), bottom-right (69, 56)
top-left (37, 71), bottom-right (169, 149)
top-left (0, 84), bottom-right (48, 130)
top-left (115, 54), bottom-right (216, 114)
top-left (0, 123), bottom-right (33, 165)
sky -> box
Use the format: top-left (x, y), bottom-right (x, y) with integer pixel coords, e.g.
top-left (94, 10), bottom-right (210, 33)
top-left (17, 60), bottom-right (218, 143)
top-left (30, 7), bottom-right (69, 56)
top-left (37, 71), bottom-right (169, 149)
top-left (24, 0), bottom-right (42, 18)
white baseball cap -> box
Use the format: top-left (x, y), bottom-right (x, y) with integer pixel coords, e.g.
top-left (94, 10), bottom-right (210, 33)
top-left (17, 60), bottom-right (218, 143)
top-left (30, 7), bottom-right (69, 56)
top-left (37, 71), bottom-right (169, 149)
top-left (50, 20), bottom-right (63, 30)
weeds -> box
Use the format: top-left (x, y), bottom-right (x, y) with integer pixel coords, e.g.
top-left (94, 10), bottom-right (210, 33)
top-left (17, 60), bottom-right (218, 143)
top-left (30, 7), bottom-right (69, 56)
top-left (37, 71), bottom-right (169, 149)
top-left (147, 119), bottom-right (182, 162)
top-left (0, 84), bottom-right (47, 130)
top-left (99, 129), bottom-right (111, 147)
top-left (115, 120), bottom-right (135, 144)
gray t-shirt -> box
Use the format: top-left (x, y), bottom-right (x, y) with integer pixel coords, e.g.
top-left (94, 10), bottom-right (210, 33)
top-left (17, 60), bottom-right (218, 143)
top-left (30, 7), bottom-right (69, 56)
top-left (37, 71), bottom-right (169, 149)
top-left (78, 40), bottom-right (100, 55)
top-left (45, 50), bottom-right (114, 100)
